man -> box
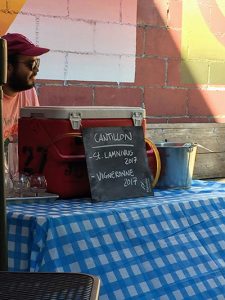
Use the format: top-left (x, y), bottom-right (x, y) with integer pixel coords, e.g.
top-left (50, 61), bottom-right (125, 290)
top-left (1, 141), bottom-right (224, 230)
top-left (2, 33), bottom-right (49, 143)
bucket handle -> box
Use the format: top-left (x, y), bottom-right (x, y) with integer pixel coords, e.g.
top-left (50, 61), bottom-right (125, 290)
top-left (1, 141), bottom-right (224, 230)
top-left (145, 138), bottom-right (161, 188)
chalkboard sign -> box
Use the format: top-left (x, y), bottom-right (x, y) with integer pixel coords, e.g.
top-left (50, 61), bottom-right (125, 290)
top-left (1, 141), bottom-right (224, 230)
top-left (82, 126), bottom-right (154, 202)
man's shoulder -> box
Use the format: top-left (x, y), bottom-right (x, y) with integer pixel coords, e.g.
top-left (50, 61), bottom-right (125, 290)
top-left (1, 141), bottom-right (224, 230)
top-left (20, 87), bottom-right (37, 97)
top-left (19, 87), bottom-right (39, 106)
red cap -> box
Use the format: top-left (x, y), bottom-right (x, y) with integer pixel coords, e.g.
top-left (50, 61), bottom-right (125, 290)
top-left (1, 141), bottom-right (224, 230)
top-left (1, 33), bottom-right (49, 56)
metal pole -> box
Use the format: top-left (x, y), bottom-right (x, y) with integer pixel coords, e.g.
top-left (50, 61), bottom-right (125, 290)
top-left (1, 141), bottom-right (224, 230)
top-left (0, 86), bottom-right (7, 270)
top-left (0, 37), bottom-right (8, 271)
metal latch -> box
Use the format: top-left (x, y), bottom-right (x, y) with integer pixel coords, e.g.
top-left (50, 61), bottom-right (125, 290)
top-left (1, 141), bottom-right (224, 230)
top-left (69, 113), bottom-right (81, 129)
top-left (132, 112), bottom-right (144, 126)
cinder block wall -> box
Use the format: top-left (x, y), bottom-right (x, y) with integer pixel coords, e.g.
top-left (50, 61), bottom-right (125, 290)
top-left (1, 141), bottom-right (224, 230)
top-left (1, 0), bottom-right (225, 123)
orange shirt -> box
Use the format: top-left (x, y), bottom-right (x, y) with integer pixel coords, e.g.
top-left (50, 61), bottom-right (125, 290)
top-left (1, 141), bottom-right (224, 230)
top-left (3, 87), bottom-right (39, 142)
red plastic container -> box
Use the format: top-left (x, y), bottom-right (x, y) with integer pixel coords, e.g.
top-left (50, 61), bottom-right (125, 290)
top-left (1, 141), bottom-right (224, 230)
top-left (18, 106), bottom-right (146, 198)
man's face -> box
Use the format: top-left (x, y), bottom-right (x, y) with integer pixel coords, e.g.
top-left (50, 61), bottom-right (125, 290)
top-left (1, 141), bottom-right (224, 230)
top-left (7, 55), bottom-right (40, 92)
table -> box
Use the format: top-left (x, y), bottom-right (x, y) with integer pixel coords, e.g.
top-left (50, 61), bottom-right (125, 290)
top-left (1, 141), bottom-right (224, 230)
top-left (7, 180), bottom-right (225, 300)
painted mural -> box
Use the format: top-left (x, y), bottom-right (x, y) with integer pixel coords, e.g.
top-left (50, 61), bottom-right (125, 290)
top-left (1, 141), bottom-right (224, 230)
top-left (0, 0), bottom-right (26, 35)
top-left (1, 1), bottom-right (225, 85)
top-left (182, 0), bottom-right (225, 84)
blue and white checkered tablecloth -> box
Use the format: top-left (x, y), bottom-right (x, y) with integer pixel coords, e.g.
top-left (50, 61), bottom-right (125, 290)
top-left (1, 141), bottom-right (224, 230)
top-left (7, 180), bottom-right (225, 299)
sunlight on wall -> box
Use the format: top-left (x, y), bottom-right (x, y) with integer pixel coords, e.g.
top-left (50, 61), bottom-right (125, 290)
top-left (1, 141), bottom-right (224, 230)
top-left (4, 0), bottom-right (137, 82)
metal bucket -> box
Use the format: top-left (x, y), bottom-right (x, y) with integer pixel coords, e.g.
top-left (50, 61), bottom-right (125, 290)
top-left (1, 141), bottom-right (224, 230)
top-left (156, 142), bottom-right (197, 189)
